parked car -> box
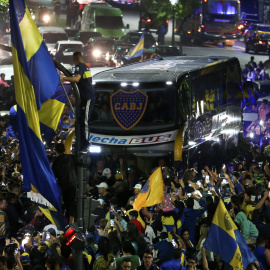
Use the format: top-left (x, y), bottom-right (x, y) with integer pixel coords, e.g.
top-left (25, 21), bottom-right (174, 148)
top-left (117, 31), bottom-right (157, 49)
top-left (74, 31), bottom-right (102, 45)
top-left (244, 23), bottom-right (270, 42)
top-left (245, 32), bottom-right (270, 54)
top-left (149, 45), bottom-right (182, 57)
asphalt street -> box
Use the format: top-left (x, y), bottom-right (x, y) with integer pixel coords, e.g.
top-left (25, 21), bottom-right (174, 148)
top-left (27, 2), bottom-right (270, 68)
top-left (121, 9), bottom-right (269, 68)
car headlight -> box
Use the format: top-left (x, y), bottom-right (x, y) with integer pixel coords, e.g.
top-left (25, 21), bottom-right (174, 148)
top-left (31, 14), bottom-right (36, 20)
top-left (43, 14), bottom-right (50, 23)
top-left (93, 49), bottom-right (101, 58)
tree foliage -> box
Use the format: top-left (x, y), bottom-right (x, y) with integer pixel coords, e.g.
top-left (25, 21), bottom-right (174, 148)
top-left (143, 0), bottom-right (202, 22)
top-left (0, 0), bottom-right (8, 6)
top-left (0, 0), bottom-right (8, 13)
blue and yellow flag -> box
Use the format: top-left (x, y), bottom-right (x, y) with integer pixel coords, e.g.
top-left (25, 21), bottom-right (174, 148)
top-left (204, 199), bottom-right (257, 269)
top-left (8, 83), bottom-right (72, 144)
top-left (39, 83), bottom-right (72, 144)
top-left (10, 0), bottom-right (61, 211)
top-left (133, 167), bottom-right (164, 211)
top-left (125, 31), bottom-right (145, 60)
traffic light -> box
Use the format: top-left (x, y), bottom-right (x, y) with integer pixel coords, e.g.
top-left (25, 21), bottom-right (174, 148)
top-left (64, 223), bottom-right (85, 251)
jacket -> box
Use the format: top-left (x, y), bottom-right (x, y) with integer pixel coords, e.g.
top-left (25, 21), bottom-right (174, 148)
top-left (234, 211), bottom-right (258, 240)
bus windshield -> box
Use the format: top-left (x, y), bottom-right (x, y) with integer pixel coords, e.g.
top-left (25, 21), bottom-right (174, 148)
top-left (96, 16), bottom-right (124, 29)
top-left (208, 1), bottom-right (238, 15)
top-left (91, 86), bottom-right (175, 132)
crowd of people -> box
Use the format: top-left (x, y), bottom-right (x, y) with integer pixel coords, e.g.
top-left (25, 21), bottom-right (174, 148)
top-left (242, 56), bottom-right (270, 82)
top-left (242, 56), bottom-right (270, 145)
top-left (0, 48), bottom-right (270, 270)
top-left (0, 100), bottom-right (269, 270)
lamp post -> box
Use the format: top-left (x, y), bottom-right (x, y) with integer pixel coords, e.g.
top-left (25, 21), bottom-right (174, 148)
top-left (139, 0), bottom-right (143, 31)
top-left (169, 0), bottom-right (178, 45)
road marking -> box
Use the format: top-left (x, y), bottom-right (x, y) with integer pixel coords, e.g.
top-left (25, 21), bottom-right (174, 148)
top-left (233, 45), bottom-right (244, 50)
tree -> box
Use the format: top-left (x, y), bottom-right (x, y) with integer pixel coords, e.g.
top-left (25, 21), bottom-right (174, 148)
top-left (0, 0), bottom-right (8, 14)
top-left (142, 0), bottom-right (201, 23)
top-left (142, 0), bottom-right (202, 48)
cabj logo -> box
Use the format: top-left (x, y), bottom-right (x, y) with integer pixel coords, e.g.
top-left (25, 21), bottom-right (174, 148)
top-left (110, 89), bottom-right (148, 130)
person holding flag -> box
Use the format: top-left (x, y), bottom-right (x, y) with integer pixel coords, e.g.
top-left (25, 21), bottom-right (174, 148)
top-left (132, 167), bottom-right (164, 212)
top-left (60, 52), bottom-right (95, 152)
top-left (204, 198), bottom-right (258, 269)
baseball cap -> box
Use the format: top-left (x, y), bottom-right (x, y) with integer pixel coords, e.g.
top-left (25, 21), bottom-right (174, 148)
top-left (96, 182), bottom-right (108, 189)
top-left (134, 184), bottom-right (142, 189)
top-left (102, 168), bottom-right (111, 179)
top-left (43, 224), bottom-right (60, 236)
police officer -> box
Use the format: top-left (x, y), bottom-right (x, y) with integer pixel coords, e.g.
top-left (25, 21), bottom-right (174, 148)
top-left (60, 52), bottom-right (95, 152)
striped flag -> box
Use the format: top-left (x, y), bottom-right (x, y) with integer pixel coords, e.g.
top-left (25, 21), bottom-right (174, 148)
top-left (204, 199), bottom-right (257, 269)
top-left (10, 0), bottom-right (61, 211)
top-left (125, 31), bottom-right (145, 60)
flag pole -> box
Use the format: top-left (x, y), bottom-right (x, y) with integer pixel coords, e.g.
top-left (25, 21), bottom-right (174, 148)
top-left (54, 61), bottom-right (84, 270)
top-left (60, 81), bottom-right (75, 115)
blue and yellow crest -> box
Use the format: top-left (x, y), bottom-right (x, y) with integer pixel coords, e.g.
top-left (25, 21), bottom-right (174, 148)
top-left (110, 89), bottom-right (148, 130)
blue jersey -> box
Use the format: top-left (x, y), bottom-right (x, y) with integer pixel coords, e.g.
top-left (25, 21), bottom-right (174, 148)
top-left (75, 62), bottom-right (95, 100)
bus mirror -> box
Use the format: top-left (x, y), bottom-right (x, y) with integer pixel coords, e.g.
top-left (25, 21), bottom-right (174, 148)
top-left (126, 24), bottom-right (130, 29)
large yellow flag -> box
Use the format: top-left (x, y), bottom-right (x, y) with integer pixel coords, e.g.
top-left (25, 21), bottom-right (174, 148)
top-left (133, 167), bottom-right (164, 211)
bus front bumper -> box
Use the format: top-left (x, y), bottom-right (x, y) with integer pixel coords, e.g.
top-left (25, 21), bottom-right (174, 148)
top-left (201, 32), bottom-right (242, 41)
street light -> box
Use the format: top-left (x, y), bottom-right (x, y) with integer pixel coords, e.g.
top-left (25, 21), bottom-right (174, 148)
top-left (169, 0), bottom-right (178, 45)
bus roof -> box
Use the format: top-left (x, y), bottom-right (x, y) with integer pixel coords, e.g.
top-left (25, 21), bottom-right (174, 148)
top-left (93, 56), bottom-right (240, 83)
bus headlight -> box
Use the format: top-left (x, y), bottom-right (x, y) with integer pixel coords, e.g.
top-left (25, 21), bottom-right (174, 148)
top-left (93, 49), bottom-right (101, 58)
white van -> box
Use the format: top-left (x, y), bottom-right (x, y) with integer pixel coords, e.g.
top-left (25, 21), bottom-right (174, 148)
top-left (38, 26), bottom-right (68, 53)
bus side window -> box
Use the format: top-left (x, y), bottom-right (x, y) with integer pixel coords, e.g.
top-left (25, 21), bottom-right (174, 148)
top-left (179, 80), bottom-right (191, 122)
top-left (192, 72), bottom-right (224, 114)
